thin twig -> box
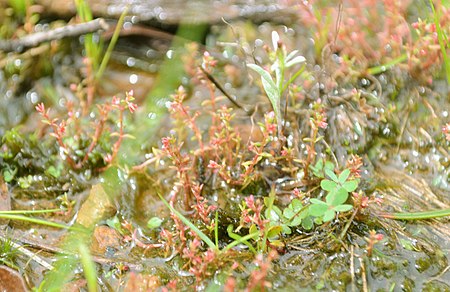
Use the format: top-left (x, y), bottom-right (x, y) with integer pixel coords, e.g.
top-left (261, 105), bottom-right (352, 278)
top-left (350, 245), bottom-right (356, 292)
top-left (199, 66), bottom-right (252, 115)
top-left (425, 265), bottom-right (450, 283)
top-left (359, 257), bottom-right (368, 292)
top-left (0, 18), bottom-right (109, 53)
top-left (339, 208), bottom-right (358, 241)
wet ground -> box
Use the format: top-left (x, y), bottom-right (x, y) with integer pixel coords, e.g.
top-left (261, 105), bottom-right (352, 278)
top-left (0, 1), bottom-right (449, 291)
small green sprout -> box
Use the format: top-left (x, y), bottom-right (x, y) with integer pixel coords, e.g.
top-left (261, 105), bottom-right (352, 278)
top-left (247, 31), bottom-right (306, 136)
top-left (147, 217), bottom-right (163, 229)
top-left (309, 168), bottom-right (357, 222)
top-left (283, 198), bottom-right (312, 230)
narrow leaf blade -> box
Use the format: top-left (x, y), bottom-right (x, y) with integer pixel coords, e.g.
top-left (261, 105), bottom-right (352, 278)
top-left (247, 64), bottom-right (281, 126)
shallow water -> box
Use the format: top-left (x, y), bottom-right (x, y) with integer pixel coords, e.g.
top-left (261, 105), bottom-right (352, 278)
top-left (0, 1), bottom-right (449, 290)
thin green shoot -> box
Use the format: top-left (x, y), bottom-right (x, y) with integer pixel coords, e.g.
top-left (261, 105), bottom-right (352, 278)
top-left (379, 208), bottom-right (450, 220)
top-left (79, 242), bottom-right (97, 292)
top-left (247, 32), bottom-right (306, 137)
top-left (281, 65), bottom-right (306, 93)
top-left (226, 225), bottom-right (257, 253)
top-left (214, 211), bottom-right (219, 248)
top-left (159, 194), bottom-right (263, 254)
top-left (367, 54), bottom-right (407, 75)
top-left (75, 0), bottom-right (101, 71)
top-left (40, 229), bottom-right (90, 291)
top-left (0, 208), bottom-right (64, 214)
top-left (222, 227), bottom-right (259, 253)
top-left (0, 214), bottom-right (83, 232)
top-left (96, 7), bottom-right (129, 81)
top-left (247, 63), bottom-right (281, 133)
top-left (261, 186), bottom-right (276, 252)
top-left (429, 0), bottom-right (450, 84)
top-left (7, 0), bottom-right (28, 17)
top-left (158, 194), bottom-right (217, 251)
top-left (0, 236), bottom-right (19, 269)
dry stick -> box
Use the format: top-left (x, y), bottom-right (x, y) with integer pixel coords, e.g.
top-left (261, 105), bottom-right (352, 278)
top-left (199, 66), bottom-right (252, 115)
top-left (102, 23), bottom-right (174, 42)
top-left (339, 208), bottom-right (358, 241)
top-left (359, 257), bottom-right (368, 292)
top-left (350, 245), bottom-right (356, 292)
top-left (0, 18), bottom-right (109, 53)
top-left (425, 265), bottom-right (450, 283)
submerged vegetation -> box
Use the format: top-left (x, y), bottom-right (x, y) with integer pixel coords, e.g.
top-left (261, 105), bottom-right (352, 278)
top-left (0, 0), bottom-right (449, 290)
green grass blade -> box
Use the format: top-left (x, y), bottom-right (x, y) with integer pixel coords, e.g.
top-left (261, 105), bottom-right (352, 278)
top-left (367, 54), bottom-right (407, 75)
top-left (380, 208), bottom-right (450, 220)
top-left (430, 0), bottom-right (450, 84)
top-left (75, 0), bottom-right (101, 71)
top-left (222, 226), bottom-right (259, 253)
top-left (214, 211), bottom-right (219, 248)
top-left (0, 214), bottom-right (84, 231)
top-left (281, 65), bottom-right (305, 93)
top-left (96, 7), bottom-right (129, 81)
top-left (79, 242), bottom-right (97, 292)
top-left (225, 225), bottom-right (257, 253)
top-left (0, 208), bottom-right (64, 214)
top-left (158, 194), bottom-right (217, 251)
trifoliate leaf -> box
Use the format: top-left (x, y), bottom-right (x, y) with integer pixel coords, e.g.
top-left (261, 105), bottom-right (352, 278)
top-left (323, 209), bottom-right (336, 222)
top-left (329, 187), bottom-right (349, 206)
top-left (325, 168), bottom-right (339, 182)
top-left (334, 204), bottom-right (353, 212)
top-left (343, 180), bottom-right (358, 192)
top-left (321, 179), bottom-right (337, 191)
top-left (309, 203), bottom-right (328, 216)
top-left (338, 169), bottom-right (350, 184)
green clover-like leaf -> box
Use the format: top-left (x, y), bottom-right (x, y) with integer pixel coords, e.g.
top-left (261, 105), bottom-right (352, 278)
top-left (323, 209), bottom-right (336, 222)
top-left (333, 204), bottom-right (353, 212)
top-left (309, 200), bottom-right (328, 217)
top-left (46, 165), bottom-right (61, 178)
top-left (328, 187), bottom-right (349, 206)
top-left (281, 224), bottom-right (292, 235)
top-left (265, 205), bottom-right (282, 222)
top-left (291, 199), bottom-right (303, 211)
top-left (302, 217), bottom-right (313, 230)
top-left (284, 199), bottom-right (307, 226)
top-left (325, 168), bottom-right (339, 182)
top-left (310, 198), bottom-right (327, 205)
top-left (283, 208), bottom-right (295, 220)
top-left (3, 168), bottom-right (17, 182)
top-left (338, 169), bottom-right (350, 184)
top-left (343, 179), bottom-right (358, 192)
top-left (267, 225), bottom-right (283, 239)
top-left (310, 159), bottom-right (324, 178)
top-left (289, 216), bottom-right (302, 227)
top-left (324, 161), bottom-right (335, 172)
top-left (321, 179), bottom-right (337, 192)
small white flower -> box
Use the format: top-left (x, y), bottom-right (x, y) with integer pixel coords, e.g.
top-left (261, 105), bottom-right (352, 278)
top-left (272, 31), bottom-right (280, 52)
